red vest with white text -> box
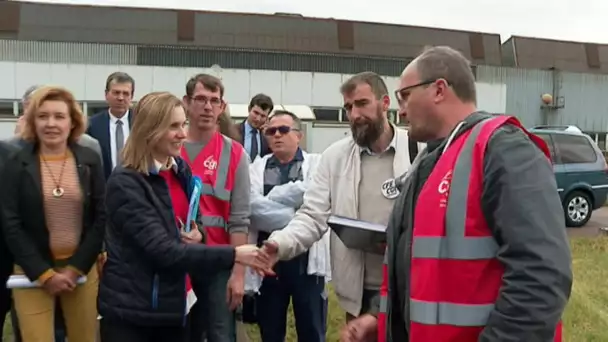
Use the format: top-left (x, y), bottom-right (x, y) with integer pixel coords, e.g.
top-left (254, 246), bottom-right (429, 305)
top-left (378, 116), bottom-right (563, 342)
top-left (181, 132), bottom-right (243, 245)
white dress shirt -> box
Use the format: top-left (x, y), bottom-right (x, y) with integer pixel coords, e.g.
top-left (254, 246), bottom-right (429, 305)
top-left (108, 110), bottom-right (131, 169)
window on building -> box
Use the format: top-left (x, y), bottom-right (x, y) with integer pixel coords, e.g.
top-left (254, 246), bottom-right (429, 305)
top-left (0, 101), bottom-right (16, 117)
top-left (313, 108), bottom-right (340, 122)
top-left (387, 110), bottom-right (398, 124)
top-left (553, 134), bottom-right (598, 164)
top-left (340, 109), bottom-right (349, 122)
top-left (18, 102), bottom-right (85, 116)
top-left (17, 102), bottom-right (26, 116)
top-left (138, 46), bottom-right (408, 76)
top-left (86, 102), bottom-right (108, 117)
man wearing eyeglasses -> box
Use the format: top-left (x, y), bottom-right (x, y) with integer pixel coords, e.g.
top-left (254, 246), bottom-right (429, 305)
top-left (181, 74), bottom-right (251, 342)
top-left (364, 46), bottom-right (570, 342)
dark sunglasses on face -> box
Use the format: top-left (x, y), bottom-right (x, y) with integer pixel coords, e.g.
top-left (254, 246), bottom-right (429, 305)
top-left (265, 125), bottom-right (298, 136)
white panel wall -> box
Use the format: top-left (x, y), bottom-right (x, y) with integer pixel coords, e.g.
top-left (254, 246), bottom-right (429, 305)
top-left (476, 83), bottom-right (507, 114)
top-left (0, 62), bottom-right (507, 114)
top-left (309, 125), bottom-right (351, 153)
top-left (0, 62), bottom-right (405, 109)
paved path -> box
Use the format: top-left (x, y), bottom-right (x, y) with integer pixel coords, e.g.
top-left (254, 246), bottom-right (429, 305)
top-left (568, 207), bottom-right (608, 238)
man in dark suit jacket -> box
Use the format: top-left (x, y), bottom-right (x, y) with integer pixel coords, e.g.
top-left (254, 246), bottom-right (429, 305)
top-left (236, 94), bottom-right (274, 161)
top-left (86, 72), bottom-right (135, 179)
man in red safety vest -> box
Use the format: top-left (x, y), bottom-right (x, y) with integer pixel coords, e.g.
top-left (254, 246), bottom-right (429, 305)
top-left (340, 46), bottom-right (573, 342)
top-left (181, 74), bottom-right (251, 342)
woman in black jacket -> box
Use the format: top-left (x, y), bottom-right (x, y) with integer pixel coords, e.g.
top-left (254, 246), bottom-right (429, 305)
top-left (0, 86), bottom-right (106, 342)
top-left (99, 92), bottom-right (268, 342)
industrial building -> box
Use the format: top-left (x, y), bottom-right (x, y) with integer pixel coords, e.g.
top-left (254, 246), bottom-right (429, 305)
top-left (0, 1), bottom-right (607, 151)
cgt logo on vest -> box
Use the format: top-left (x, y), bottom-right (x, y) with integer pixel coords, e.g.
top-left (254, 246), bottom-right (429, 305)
top-left (203, 156), bottom-right (217, 175)
top-left (437, 170), bottom-right (452, 208)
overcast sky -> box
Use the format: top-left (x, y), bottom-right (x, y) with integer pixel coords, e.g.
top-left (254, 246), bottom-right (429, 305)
top-left (23, 0), bottom-right (608, 44)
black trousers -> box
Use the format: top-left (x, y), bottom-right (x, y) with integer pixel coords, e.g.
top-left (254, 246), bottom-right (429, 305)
top-left (100, 318), bottom-right (187, 342)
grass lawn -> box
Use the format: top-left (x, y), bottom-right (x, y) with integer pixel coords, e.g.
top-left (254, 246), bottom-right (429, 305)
top-left (3, 237), bottom-right (608, 342)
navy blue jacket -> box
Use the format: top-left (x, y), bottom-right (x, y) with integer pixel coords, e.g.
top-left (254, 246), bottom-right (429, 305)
top-left (98, 157), bottom-right (236, 327)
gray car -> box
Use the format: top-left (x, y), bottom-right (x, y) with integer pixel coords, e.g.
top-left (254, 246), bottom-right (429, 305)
top-left (531, 126), bottom-right (608, 227)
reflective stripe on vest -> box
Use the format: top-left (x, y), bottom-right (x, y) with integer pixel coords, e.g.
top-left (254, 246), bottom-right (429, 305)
top-left (411, 118), bottom-right (498, 327)
top-left (201, 215), bottom-right (226, 229)
top-left (380, 295), bottom-right (388, 313)
top-left (202, 135), bottom-right (233, 230)
top-left (201, 136), bottom-right (233, 201)
top-left (379, 251), bottom-right (389, 314)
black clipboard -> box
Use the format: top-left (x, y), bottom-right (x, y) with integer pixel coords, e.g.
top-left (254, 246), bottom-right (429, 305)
top-left (327, 215), bottom-right (387, 254)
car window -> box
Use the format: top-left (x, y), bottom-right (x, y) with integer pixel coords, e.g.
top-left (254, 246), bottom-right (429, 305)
top-left (534, 133), bottom-right (558, 163)
top-left (553, 134), bottom-right (598, 164)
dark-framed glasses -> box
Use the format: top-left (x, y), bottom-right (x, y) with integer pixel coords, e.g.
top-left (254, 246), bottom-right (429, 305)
top-left (190, 96), bottom-right (222, 107)
top-left (394, 79), bottom-right (450, 103)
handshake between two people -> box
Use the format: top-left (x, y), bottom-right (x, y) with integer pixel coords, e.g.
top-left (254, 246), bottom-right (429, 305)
top-left (178, 220), bottom-right (280, 276)
top-left (234, 240), bottom-right (281, 276)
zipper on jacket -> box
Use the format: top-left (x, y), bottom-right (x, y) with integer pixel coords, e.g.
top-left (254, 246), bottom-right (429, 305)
top-left (151, 274), bottom-right (160, 309)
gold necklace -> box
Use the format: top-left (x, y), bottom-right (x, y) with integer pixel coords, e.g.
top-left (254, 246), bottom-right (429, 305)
top-left (41, 153), bottom-right (68, 198)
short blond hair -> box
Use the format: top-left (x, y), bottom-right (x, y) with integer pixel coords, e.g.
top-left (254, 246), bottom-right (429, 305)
top-left (121, 92), bottom-right (184, 174)
top-left (20, 86), bottom-right (87, 144)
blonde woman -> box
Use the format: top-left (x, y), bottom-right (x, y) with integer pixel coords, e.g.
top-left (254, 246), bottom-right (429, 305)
top-left (98, 92), bottom-right (269, 342)
top-left (0, 86), bottom-right (106, 342)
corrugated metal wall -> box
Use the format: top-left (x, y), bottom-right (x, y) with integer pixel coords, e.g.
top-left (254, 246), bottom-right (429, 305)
top-left (0, 39), bottom-right (408, 75)
top-left (477, 65), bottom-right (608, 132)
top-left (0, 40), bottom-right (137, 65)
top-left (558, 72), bottom-right (608, 132)
top-left (476, 65), bottom-right (553, 128)
top-left (137, 45), bottom-right (407, 75)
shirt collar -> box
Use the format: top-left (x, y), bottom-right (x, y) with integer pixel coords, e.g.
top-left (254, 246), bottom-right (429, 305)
top-left (150, 157), bottom-right (178, 174)
top-left (267, 148), bottom-right (304, 167)
top-left (361, 125), bottom-right (397, 155)
top-left (109, 110), bottom-right (130, 124)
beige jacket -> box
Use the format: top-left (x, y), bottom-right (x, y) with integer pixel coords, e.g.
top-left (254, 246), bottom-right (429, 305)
top-left (269, 126), bottom-right (422, 316)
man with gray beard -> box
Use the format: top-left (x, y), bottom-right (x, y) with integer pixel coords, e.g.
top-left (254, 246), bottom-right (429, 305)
top-left (259, 72), bottom-right (423, 338)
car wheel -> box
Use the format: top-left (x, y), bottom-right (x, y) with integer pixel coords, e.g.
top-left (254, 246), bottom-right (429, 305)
top-left (563, 191), bottom-right (592, 228)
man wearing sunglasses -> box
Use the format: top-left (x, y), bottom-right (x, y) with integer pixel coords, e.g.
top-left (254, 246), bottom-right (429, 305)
top-left (246, 110), bottom-right (331, 342)
top-left (367, 46), bottom-right (571, 342)
top-left (258, 72), bottom-right (423, 340)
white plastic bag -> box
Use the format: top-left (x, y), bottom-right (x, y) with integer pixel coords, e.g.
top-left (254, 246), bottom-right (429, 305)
top-left (266, 181), bottom-right (307, 209)
top-left (250, 191), bottom-right (295, 233)
top-left (244, 266), bottom-right (264, 295)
